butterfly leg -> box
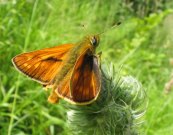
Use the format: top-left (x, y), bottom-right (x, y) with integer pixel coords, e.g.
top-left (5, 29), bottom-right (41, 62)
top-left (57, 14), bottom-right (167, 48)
top-left (97, 51), bottom-right (102, 57)
top-left (43, 84), bottom-right (53, 91)
top-left (94, 51), bottom-right (102, 68)
top-left (48, 89), bottom-right (59, 104)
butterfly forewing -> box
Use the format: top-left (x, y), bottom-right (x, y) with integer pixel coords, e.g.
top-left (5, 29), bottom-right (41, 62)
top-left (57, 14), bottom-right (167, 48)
top-left (69, 49), bottom-right (101, 104)
top-left (12, 44), bottom-right (73, 84)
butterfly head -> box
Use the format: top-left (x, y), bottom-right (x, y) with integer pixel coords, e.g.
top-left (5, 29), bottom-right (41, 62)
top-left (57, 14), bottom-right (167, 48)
top-left (86, 35), bottom-right (100, 48)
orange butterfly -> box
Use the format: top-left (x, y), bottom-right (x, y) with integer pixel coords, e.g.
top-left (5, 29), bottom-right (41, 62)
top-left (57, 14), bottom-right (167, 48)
top-left (12, 35), bottom-right (101, 105)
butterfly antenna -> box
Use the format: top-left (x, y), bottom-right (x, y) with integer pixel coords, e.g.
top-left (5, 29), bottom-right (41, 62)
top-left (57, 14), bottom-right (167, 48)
top-left (81, 24), bottom-right (87, 32)
top-left (98, 22), bottom-right (121, 36)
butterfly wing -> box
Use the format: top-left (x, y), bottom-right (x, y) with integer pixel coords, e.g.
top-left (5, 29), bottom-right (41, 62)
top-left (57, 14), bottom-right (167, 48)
top-left (55, 69), bottom-right (73, 102)
top-left (12, 44), bottom-right (73, 84)
top-left (55, 49), bottom-right (101, 105)
top-left (69, 49), bottom-right (101, 105)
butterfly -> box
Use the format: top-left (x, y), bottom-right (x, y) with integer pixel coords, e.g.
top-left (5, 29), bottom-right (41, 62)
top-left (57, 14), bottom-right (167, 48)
top-left (12, 35), bottom-right (101, 105)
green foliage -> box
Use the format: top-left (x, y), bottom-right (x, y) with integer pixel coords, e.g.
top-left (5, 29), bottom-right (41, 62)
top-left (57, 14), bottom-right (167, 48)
top-left (120, 0), bottom-right (173, 17)
top-left (0, 0), bottom-right (173, 135)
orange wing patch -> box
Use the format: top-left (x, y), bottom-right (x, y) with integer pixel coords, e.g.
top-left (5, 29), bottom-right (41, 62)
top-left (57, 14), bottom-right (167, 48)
top-left (56, 72), bottom-right (72, 100)
top-left (69, 49), bottom-right (101, 105)
top-left (12, 44), bottom-right (73, 84)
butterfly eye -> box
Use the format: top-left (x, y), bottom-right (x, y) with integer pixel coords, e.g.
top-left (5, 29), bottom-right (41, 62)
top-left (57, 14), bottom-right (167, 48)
top-left (91, 36), bottom-right (97, 46)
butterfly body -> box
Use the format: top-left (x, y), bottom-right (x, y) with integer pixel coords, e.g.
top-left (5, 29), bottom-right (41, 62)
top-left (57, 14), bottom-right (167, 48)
top-left (52, 36), bottom-right (98, 86)
top-left (12, 35), bottom-right (101, 105)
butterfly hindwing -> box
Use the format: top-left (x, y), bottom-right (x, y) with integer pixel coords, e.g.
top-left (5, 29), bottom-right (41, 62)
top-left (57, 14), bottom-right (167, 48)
top-left (69, 49), bottom-right (101, 104)
top-left (12, 44), bottom-right (73, 84)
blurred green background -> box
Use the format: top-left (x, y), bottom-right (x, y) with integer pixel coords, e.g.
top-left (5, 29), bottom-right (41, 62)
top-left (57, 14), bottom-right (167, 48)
top-left (0, 0), bottom-right (173, 134)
